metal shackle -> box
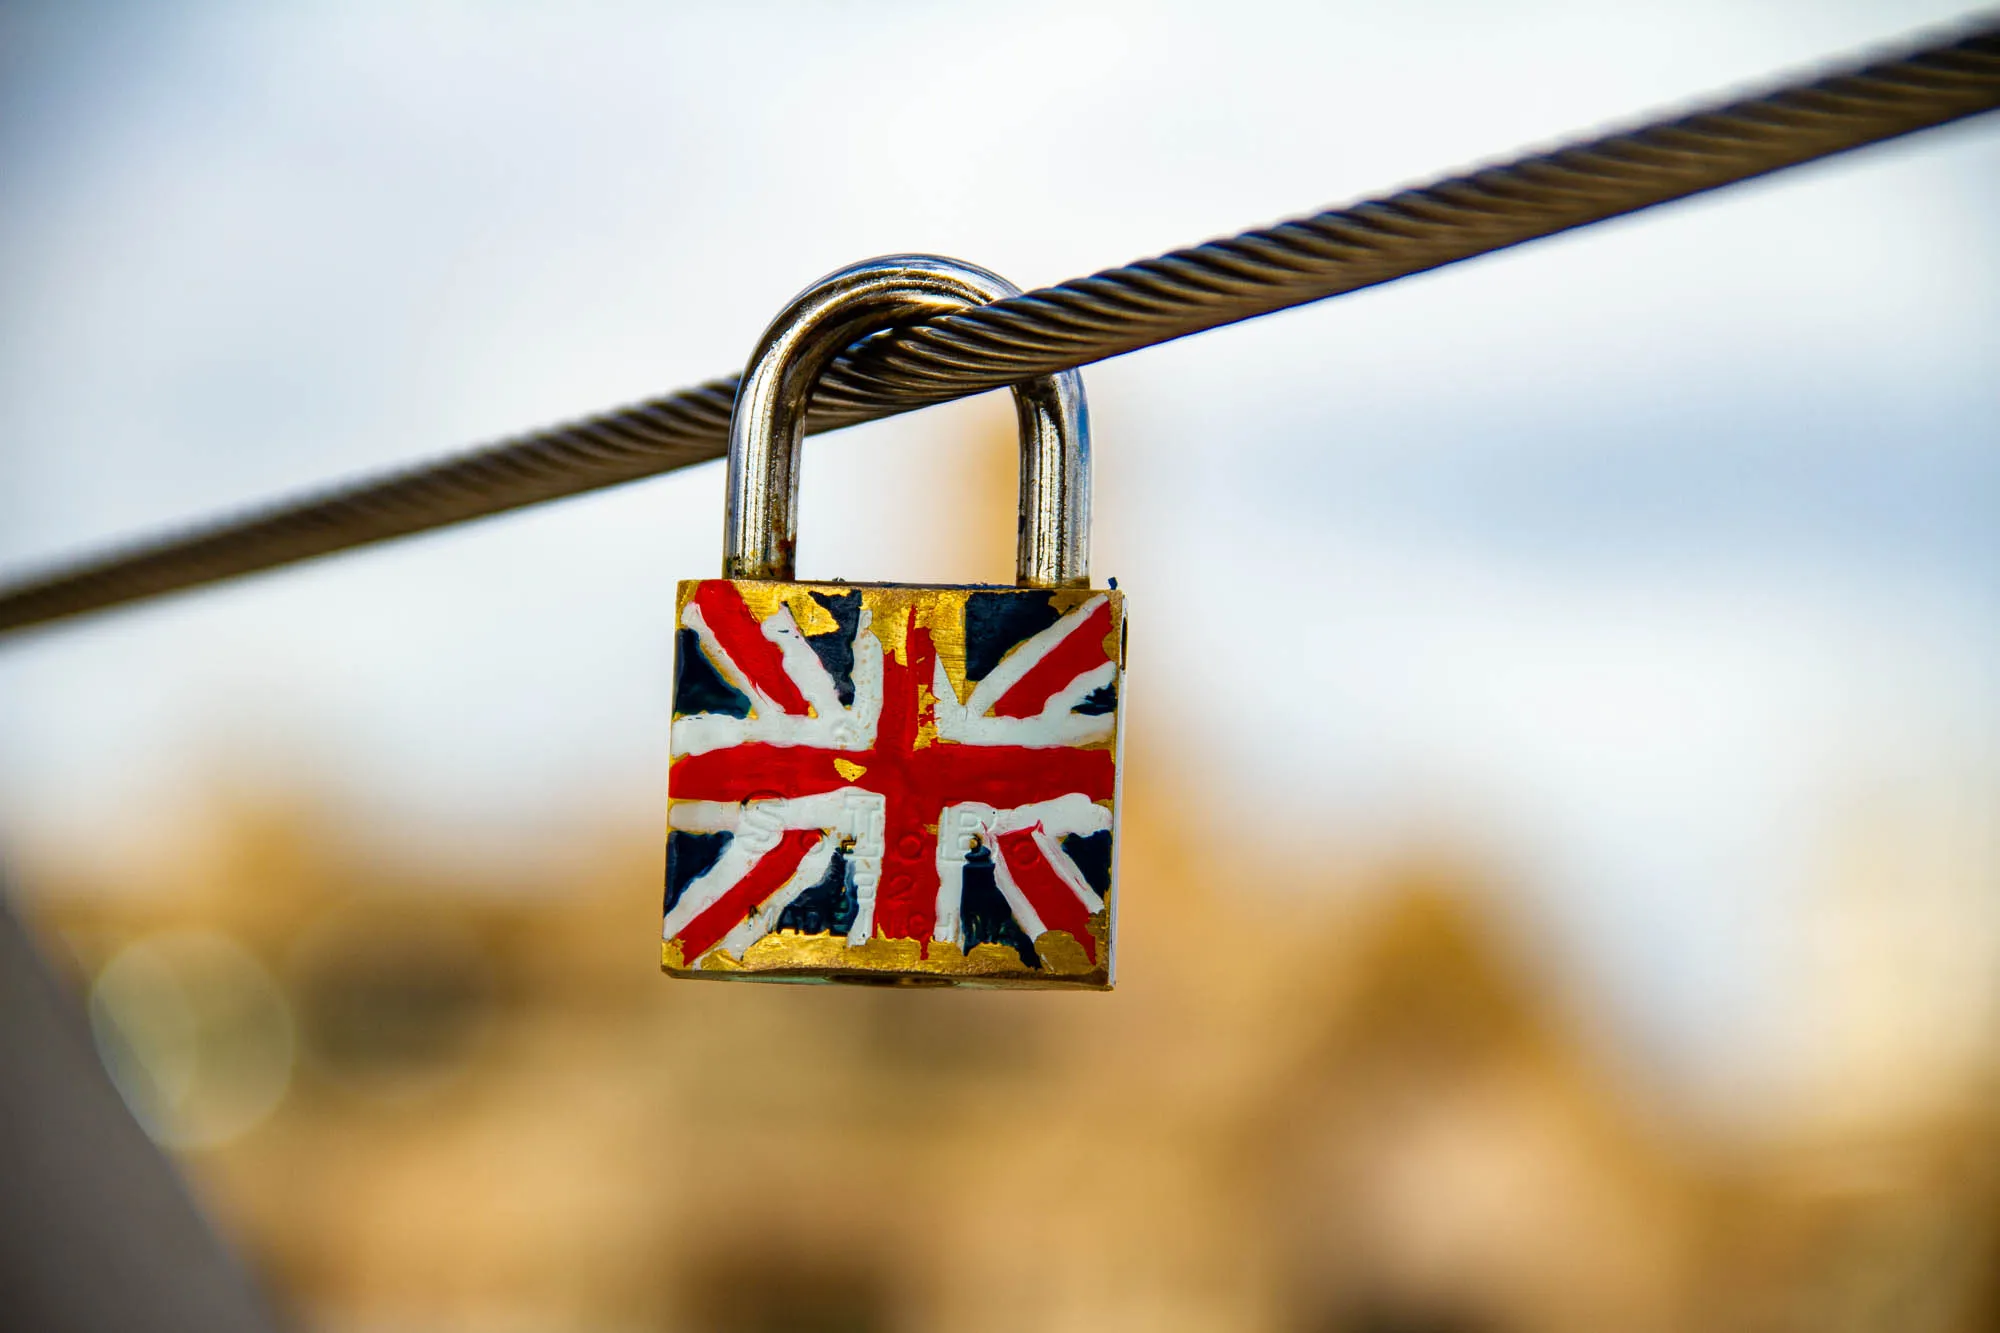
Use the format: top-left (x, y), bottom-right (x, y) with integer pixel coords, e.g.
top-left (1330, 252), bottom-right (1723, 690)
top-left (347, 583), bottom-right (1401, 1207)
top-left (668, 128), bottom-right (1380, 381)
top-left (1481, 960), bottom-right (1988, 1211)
top-left (723, 254), bottom-right (1090, 589)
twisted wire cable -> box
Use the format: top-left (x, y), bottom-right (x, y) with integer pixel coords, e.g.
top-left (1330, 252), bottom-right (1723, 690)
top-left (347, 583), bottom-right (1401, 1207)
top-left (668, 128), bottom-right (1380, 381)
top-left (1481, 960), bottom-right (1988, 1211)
top-left (2, 17), bottom-right (1996, 636)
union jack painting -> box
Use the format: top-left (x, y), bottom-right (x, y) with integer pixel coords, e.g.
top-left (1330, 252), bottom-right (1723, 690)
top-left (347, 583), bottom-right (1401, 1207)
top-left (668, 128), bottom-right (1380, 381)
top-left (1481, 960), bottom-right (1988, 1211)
top-left (663, 579), bottom-right (1124, 987)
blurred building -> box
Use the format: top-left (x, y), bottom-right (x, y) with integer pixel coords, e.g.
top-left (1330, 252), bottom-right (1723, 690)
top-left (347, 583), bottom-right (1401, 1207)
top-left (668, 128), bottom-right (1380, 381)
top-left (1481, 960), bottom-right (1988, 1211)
top-left (19, 765), bottom-right (1999, 1333)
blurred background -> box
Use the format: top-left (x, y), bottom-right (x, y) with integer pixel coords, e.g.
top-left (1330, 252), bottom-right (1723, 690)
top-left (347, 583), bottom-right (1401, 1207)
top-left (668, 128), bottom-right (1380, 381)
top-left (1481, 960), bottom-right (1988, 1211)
top-left (2, 1), bottom-right (1997, 1329)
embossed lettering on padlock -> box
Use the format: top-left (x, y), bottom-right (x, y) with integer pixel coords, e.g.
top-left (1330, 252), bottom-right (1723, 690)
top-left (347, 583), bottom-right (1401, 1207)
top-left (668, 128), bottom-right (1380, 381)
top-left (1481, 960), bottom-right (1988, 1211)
top-left (662, 255), bottom-right (1125, 988)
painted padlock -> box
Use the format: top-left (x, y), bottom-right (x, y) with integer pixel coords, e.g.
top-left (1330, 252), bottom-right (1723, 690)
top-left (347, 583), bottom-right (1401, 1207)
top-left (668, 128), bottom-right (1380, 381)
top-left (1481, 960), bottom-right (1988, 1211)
top-left (663, 255), bottom-right (1125, 988)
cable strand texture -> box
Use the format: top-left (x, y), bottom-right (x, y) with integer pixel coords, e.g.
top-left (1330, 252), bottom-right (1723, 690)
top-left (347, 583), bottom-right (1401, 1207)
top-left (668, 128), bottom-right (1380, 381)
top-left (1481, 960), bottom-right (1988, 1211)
top-left (2, 19), bottom-right (1996, 634)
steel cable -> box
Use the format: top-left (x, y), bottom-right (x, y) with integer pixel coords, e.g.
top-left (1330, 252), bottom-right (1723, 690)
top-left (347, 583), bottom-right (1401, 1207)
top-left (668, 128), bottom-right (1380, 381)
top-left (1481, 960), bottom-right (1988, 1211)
top-left (2, 17), bottom-right (1996, 635)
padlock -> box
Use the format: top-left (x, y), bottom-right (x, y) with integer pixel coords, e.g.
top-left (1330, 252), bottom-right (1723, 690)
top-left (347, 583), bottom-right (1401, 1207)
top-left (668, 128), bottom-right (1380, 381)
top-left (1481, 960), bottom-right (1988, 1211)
top-left (662, 255), bottom-right (1125, 988)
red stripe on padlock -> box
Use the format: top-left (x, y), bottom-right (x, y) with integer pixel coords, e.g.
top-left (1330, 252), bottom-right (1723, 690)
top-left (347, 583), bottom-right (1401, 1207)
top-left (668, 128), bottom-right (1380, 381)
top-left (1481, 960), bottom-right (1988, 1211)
top-left (693, 582), bottom-right (811, 715)
top-left (996, 826), bottom-right (1098, 962)
top-left (989, 599), bottom-right (1112, 718)
top-left (675, 826), bottom-right (821, 963)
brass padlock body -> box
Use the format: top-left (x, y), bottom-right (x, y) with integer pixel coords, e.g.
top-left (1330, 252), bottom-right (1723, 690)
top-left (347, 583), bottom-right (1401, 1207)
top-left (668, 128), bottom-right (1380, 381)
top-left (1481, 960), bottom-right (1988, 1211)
top-left (666, 578), bottom-right (1123, 987)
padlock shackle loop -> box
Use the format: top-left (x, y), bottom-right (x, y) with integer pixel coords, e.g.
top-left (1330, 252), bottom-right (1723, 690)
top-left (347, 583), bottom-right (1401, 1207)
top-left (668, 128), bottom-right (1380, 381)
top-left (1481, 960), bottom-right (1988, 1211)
top-left (723, 254), bottom-right (1090, 588)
